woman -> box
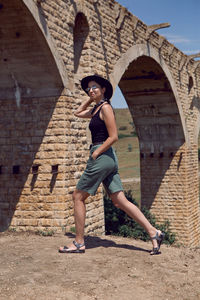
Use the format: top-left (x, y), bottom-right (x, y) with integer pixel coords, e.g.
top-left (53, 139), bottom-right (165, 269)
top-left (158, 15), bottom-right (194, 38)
top-left (59, 74), bottom-right (164, 255)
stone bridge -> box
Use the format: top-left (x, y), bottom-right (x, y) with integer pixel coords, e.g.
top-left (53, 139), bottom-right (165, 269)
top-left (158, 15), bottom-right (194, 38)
top-left (0, 0), bottom-right (200, 246)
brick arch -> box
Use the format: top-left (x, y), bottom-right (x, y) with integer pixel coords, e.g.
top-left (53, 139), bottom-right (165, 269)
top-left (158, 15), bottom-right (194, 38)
top-left (111, 43), bottom-right (188, 143)
top-left (22, 0), bottom-right (69, 89)
top-left (73, 12), bottom-right (89, 73)
top-left (110, 44), bottom-right (190, 231)
top-left (66, 0), bottom-right (93, 29)
top-left (189, 70), bottom-right (200, 143)
top-left (0, 0), bottom-right (69, 231)
top-left (0, 0), bottom-right (69, 100)
top-left (66, 3), bottom-right (93, 83)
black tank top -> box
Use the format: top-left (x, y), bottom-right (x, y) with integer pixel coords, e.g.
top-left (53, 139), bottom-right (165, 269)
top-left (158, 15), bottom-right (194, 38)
top-left (89, 105), bottom-right (109, 144)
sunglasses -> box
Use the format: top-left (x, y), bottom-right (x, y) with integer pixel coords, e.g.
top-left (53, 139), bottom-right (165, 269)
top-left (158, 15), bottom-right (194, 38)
top-left (85, 85), bottom-right (99, 93)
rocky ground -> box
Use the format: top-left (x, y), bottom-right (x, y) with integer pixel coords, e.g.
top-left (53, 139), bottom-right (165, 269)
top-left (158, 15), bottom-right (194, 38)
top-left (0, 231), bottom-right (200, 300)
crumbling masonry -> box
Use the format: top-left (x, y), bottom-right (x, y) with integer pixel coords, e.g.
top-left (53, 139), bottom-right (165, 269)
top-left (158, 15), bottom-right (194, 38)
top-left (0, 0), bottom-right (200, 246)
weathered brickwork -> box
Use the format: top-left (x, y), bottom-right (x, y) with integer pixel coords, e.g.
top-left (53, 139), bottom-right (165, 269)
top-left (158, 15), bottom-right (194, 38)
top-left (0, 0), bottom-right (200, 245)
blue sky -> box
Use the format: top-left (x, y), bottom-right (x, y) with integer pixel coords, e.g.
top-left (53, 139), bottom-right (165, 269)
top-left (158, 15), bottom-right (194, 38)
top-left (112, 0), bottom-right (200, 108)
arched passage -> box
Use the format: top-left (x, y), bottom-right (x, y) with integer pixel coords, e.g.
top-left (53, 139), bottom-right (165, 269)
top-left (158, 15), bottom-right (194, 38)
top-left (111, 44), bottom-right (187, 230)
top-left (0, 0), bottom-right (67, 230)
top-left (111, 44), bottom-right (187, 142)
top-left (118, 55), bottom-right (185, 208)
top-left (0, 0), bottom-right (67, 100)
top-left (73, 12), bottom-right (89, 73)
top-left (23, 0), bottom-right (69, 90)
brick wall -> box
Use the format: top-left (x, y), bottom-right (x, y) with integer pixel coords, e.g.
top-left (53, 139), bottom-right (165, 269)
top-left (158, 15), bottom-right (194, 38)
top-left (0, 0), bottom-right (199, 245)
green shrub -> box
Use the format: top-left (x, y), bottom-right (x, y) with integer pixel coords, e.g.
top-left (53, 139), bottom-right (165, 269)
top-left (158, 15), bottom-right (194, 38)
top-left (70, 226), bottom-right (76, 233)
top-left (103, 190), bottom-right (176, 245)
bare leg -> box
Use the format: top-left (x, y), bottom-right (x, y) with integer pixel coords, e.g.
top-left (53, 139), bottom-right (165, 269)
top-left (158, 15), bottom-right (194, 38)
top-left (73, 190), bottom-right (89, 244)
top-left (59, 189), bottom-right (89, 251)
top-left (110, 191), bottom-right (161, 250)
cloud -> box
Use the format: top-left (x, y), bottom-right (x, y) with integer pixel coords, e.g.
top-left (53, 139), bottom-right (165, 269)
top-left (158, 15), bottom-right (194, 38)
top-left (162, 34), bottom-right (200, 55)
top-left (182, 50), bottom-right (200, 55)
top-left (163, 34), bottom-right (191, 44)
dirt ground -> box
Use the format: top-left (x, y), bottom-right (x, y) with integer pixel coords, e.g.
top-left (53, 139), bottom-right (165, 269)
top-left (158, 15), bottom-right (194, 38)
top-left (0, 231), bottom-right (200, 300)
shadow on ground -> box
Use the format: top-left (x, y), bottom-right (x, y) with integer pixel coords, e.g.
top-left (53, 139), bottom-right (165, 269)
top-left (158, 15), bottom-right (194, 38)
top-left (65, 232), bottom-right (150, 253)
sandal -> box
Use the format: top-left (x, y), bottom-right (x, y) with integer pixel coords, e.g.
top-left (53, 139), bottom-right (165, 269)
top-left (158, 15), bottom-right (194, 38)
top-left (59, 240), bottom-right (85, 253)
top-left (150, 231), bottom-right (165, 255)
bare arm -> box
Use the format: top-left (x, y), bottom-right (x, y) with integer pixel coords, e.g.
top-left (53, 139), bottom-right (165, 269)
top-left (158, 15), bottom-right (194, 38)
top-left (74, 98), bottom-right (93, 118)
top-left (92, 104), bottom-right (118, 160)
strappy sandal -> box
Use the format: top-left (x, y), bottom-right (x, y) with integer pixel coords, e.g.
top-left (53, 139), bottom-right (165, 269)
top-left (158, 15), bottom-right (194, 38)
top-left (59, 240), bottom-right (85, 253)
top-left (150, 231), bottom-right (165, 255)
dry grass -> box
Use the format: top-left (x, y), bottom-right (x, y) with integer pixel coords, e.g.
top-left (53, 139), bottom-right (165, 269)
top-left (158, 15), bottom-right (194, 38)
top-left (114, 108), bottom-right (141, 203)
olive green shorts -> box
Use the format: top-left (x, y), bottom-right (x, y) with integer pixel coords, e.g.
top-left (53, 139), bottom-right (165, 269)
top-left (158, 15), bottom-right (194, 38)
top-left (76, 145), bottom-right (123, 196)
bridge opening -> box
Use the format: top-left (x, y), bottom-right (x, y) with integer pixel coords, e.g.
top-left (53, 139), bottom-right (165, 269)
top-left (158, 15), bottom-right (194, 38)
top-left (117, 55), bottom-right (185, 216)
top-left (112, 88), bottom-right (141, 206)
top-left (73, 13), bottom-right (89, 74)
top-left (0, 0), bottom-right (64, 231)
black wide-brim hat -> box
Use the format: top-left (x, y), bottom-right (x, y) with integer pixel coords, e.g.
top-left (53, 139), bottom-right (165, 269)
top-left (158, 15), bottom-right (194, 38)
top-left (81, 74), bottom-right (113, 100)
